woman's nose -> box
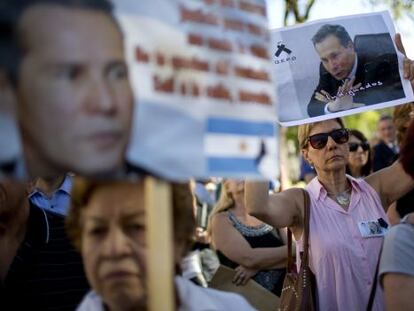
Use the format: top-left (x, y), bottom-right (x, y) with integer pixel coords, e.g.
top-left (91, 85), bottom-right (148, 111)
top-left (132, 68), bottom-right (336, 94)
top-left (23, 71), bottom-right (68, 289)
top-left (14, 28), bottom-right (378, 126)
top-left (103, 228), bottom-right (131, 257)
top-left (326, 136), bottom-right (337, 149)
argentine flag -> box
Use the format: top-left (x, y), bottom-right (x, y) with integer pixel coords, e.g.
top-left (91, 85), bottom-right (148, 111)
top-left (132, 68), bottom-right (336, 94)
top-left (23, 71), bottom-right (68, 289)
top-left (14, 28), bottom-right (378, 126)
top-left (205, 117), bottom-right (278, 179)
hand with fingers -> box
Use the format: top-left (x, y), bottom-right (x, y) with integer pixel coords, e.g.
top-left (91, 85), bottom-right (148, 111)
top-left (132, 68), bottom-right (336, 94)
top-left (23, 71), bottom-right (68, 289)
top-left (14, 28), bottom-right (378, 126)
top-left (395, 33), bottom-right (414, 90)
top-left (232, 265), bottom-right (258, 286)
top-left (314, 77), bottom-right (365, 112)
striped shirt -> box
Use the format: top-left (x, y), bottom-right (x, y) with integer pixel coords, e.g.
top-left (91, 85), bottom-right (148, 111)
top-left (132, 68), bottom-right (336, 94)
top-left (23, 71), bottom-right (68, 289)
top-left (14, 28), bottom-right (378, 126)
top-left (3, 203), bottom-right (89, 311)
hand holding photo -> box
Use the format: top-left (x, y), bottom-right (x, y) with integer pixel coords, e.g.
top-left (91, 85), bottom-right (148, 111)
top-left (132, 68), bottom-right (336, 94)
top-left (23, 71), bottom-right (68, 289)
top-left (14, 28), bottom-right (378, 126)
top-left (271, 11), bottom-right (414, 126)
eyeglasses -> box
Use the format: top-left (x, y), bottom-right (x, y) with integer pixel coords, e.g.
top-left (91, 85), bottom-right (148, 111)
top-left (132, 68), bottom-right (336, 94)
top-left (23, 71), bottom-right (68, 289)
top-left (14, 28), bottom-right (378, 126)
top-left (349, 141), bottom-right (370, 152)
top-left (306, 128), bottom-right (349, 149)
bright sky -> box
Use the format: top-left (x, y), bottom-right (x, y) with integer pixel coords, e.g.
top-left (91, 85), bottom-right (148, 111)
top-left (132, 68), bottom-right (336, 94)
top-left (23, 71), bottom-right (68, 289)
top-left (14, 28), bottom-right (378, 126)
top-left (266, 0), bottom-right (414, 58)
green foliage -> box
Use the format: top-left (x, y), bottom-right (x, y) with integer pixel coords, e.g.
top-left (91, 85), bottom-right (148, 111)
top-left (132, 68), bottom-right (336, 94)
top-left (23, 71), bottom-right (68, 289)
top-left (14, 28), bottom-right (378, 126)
top-left (284, 0), bottom-right (414, 25)
top-left (283, 108), bottom-right (394, 152)
top-left (343, 112), bottom-right (379, 140)
top-left (343, 108), bottom-right (393, 140)
top-left (283, 0), bottom-right (317, 25)
top-left (285, 126), bottom-right (299, 151)
top-left (367, 0), bottom-right (414, 20)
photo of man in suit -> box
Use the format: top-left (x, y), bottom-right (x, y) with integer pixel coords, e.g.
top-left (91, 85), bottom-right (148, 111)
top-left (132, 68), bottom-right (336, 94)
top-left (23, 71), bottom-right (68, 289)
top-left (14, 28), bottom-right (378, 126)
top-left (308, 24), bottom-right (404, 117)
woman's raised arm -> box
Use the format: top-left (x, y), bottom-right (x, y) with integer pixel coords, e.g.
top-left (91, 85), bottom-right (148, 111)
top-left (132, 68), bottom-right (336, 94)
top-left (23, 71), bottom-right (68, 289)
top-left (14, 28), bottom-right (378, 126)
top-left (244, 181), bottom-right (304, 234)
top-left (365, 161), bottom-right (414, 210)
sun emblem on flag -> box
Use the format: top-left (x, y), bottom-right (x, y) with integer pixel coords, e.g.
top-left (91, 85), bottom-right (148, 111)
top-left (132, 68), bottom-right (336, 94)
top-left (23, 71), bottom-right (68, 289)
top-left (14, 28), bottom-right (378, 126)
top-left (239, 140), bottom-right (248, 152)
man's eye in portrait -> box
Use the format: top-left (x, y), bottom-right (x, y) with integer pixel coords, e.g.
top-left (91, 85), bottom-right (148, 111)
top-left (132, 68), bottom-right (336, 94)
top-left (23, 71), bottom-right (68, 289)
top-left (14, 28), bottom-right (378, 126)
top-left (107, 63), bottom-right (128, 81)
top-left (55, 65), bottom-right (83, 81)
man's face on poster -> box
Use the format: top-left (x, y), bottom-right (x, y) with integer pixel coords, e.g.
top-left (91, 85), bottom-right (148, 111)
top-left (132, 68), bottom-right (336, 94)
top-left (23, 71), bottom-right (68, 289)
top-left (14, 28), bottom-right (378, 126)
top-left (15, 4), bottom-right (133, 177)
top-left (315, 34), bottom-right (356, 81)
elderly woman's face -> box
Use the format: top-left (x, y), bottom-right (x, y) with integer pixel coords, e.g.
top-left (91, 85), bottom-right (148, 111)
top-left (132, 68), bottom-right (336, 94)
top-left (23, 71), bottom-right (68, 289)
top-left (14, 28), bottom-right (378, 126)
top-left (80, 183), bottom-right (147, 311)
top-left (348, 135), bottom-right (369, 169)
top-left (303, 120), bottom-right (349, 172)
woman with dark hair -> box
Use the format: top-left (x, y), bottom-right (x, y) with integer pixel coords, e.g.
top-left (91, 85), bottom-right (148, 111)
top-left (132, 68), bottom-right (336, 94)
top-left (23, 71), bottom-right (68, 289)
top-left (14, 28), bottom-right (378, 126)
top-left (346, 129), bottom-right (372, 178)
top-left (393, 103), bottom-right (414, 220)
top-left (400, 119), bottom-right (414, 186)
top-left (393, 103), bottom-right (414, 148)
top-left (379, 119), bottom-right (414, 310)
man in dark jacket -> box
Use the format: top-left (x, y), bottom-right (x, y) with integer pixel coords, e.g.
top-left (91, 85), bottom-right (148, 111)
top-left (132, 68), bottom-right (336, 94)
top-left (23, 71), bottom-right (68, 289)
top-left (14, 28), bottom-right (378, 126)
top-left (373, 115), bottom-right (399, 171)
top-left (307, 24), bottom-right (404, 117)
top-left (0, 180), bottom-right (89, 311)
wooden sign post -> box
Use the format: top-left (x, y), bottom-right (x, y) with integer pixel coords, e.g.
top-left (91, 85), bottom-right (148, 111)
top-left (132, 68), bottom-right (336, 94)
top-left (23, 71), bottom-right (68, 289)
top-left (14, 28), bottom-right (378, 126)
top-left (145, 177), bottom-right (174, 311)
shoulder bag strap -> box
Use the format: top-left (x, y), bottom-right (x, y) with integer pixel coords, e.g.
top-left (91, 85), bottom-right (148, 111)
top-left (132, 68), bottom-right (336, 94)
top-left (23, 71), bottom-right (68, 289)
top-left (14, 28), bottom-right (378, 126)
top-left (301, 189), bottom-right (311, 267)
top-left (286, 189), bottom-right (310, 272)
top-left (366, 244), bottom-right (383, 311)
top-left (287, 227), bottom-right (293, 272)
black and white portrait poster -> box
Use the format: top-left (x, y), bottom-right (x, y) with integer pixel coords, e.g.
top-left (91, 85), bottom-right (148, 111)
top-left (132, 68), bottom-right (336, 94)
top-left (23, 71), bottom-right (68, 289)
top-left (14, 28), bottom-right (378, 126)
top-left (271, 11), bottom-right (414, 126)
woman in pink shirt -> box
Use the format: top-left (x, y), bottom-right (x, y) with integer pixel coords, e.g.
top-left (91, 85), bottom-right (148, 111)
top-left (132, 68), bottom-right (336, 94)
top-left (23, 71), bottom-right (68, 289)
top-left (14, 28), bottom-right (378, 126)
top-left (245, 117), bottom-right (414, 311)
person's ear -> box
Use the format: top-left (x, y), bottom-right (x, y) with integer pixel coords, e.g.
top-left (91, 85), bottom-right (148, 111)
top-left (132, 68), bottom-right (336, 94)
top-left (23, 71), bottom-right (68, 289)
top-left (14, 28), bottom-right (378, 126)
top-left (302, 148), bottom-right (313, 167)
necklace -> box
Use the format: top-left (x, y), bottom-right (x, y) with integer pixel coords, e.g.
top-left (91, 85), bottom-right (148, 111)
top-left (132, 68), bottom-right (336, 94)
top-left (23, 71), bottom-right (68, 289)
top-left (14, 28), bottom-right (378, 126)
top-left (327, 187), bottom-right (352, 206)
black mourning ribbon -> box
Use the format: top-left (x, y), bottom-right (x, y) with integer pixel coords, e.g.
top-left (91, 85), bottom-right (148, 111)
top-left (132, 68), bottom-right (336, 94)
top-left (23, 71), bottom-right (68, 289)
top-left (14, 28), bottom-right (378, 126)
top-left (255, 140), bottom-right (267, 166)
top-left (275, 43), bottom-right (292, 57)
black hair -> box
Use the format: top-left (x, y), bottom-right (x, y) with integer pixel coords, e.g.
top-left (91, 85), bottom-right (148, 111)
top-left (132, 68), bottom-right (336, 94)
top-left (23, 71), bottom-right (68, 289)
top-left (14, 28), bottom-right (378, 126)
top-left (312, 24), bottom-right (353, 48)
top-left (396, 189), bottom-right (414, 219)
top-left (346, 129), bottom-right (372, 177)
top-left (0, 0), bottom-right (115, 85)
top-left (401, 119), bottom-right (414, 179)
top-left (379, 114), bottom-right (393, 122)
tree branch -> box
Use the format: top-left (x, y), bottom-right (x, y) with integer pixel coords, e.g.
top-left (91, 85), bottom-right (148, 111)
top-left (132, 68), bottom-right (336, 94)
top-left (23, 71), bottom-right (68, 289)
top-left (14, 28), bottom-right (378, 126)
top-left (304, 0), bottom-right (316, 20)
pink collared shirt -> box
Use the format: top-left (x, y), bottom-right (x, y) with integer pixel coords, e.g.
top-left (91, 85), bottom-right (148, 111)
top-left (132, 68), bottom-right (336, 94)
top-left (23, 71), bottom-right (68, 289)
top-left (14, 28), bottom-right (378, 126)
top-left (297, 176), bottom-right (387, 311)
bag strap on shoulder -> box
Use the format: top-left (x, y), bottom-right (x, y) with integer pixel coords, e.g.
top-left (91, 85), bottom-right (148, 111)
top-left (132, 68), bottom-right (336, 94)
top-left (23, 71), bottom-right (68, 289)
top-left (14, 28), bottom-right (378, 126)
top-left (287, 189), bottom-right (311, 271)
top-left (302, 189), bottom-right (311, 266)
top-left (287, 225), bottom-right (293, 271)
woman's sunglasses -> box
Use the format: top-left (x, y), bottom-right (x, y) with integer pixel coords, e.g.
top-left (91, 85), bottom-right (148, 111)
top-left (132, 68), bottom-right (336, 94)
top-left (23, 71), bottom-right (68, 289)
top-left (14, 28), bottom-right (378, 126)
top-left (306, 128), bottom-right (349, 149)
top-left (349, 141), bottom-right (370, 152)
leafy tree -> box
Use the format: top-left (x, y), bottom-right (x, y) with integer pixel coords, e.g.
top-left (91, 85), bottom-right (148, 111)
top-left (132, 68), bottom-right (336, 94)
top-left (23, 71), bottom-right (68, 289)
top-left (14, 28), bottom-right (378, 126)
top-left (343, 108), bottom-right (393, 140)
top-left (367, 0), bottom-right (414, 21)
top-left (283, 0), bottom-right (317, 25)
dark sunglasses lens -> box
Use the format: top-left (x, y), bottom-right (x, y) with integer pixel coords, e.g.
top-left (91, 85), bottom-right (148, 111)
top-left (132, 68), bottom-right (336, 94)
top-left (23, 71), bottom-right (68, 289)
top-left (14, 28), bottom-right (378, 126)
top-left (349, 142), bottom-right (358, 152)
top-left (309, 134), bottom-right (328, 149)
top-left (361, 142), bottom-right (370, 151)
top-left (349, 141), bottom-right (370, 152)
top-left (331, 129), bottom-right (349, 144)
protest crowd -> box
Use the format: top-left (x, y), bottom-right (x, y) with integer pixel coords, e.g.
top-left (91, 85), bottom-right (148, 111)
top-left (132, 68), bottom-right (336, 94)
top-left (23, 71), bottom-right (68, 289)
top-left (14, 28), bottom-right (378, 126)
top-left (1, 0), bottom-right (414, 311)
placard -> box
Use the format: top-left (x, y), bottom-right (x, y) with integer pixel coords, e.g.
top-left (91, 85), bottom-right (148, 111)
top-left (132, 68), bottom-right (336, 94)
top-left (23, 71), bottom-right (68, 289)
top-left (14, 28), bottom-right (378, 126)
top-left (271, 11), bottom-right (414, 126)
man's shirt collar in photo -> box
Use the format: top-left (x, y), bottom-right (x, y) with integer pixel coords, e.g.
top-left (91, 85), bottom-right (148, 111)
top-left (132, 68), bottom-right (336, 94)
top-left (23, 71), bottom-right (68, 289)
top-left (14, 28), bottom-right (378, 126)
top-left (28, 175), bottom-right (72, 216)
top-left (346, 56), bottom-right (358, 80)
